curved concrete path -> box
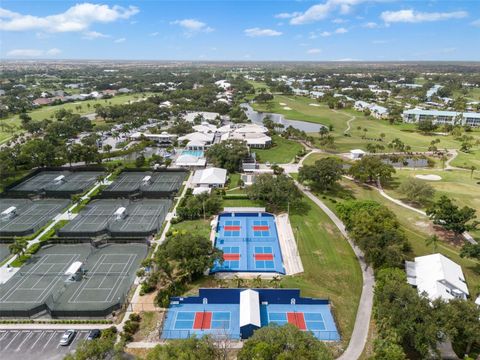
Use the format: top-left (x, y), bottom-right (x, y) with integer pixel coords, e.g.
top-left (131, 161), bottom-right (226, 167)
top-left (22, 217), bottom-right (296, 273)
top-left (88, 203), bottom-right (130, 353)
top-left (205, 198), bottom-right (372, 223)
top-left (293, 179), bottom-right (375, 360)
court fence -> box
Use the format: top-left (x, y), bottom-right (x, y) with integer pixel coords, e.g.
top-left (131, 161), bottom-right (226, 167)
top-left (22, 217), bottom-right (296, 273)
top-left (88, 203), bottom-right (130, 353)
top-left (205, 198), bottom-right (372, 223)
top-left (0, 291), bottom-right (128, 318)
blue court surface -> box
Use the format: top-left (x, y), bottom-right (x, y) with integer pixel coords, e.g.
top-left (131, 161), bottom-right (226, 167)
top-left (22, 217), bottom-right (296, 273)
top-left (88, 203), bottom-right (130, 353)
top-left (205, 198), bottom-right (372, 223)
top-left (181, 149), bottom-right (205, 158)
top-left (211, 212), bottom-right (285, 274)
top-left (161, 288), bottom-right (340, 341)
top-left (162, 303), bottom-right (241, 339)
top-left (261, 304), bottom-right (340, 341)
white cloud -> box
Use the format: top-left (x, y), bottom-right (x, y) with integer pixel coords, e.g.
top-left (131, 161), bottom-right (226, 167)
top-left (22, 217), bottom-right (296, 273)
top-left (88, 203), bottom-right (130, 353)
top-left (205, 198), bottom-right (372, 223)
top-left (372, 39), bottom-right (388, 44)
top-left (46, 48), bottom-right (61, 55)
top-left (114, 37), bottom-right (125, 43)
top-left (332, 18), bottom-right (347, 24)
top-left (6, 48), bottom-right (61, 57)
top-left (471, 19), bottom-right (480, 27)
top-left (381, 9), bottom-right (468, 24)
top-left (244, 28), bottom-right (282, 37)
top-left (307, 48), bottom-right (321, 54)
top-left (274, 12), bottom-right (301, 19)
top-left (320, 31), bottom-right (332, 37)
top-left (149, 31), bottom-right (159, 36)
top-left (0, 3), bottom-right (139, 32)
top-left (335, 27), bottom-right (348, 34)
top-left (82, 30), bottom-right (109, 39)
top-left (363, 21), bottom-right (379, 28)
top-left (171, 19), bottom-right (213, 34)
top-left (290, 0), bottom-right (373, 25)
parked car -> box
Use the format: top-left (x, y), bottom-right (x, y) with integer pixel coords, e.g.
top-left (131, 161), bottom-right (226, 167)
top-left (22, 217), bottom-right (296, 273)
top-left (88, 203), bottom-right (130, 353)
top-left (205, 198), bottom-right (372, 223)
top-left (86, 329), bottom-right (101, 341)
top-left (59, 329), bottom-right (76, 346)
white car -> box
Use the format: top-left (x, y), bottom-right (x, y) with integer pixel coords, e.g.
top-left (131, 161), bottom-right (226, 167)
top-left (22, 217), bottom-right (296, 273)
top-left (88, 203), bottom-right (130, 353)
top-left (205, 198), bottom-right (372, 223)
top-left (59, 329), bottom-right (76, 346)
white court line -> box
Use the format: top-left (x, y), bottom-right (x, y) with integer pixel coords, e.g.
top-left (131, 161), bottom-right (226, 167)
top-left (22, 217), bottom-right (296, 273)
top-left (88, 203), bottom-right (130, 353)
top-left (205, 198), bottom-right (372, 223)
top-left (106, 254), bottom-right (136, 302)
top-left (42, 331), bottom-right (56, 349)
top-left (97, 264), bottom-right (114, 289)
top-left (15, 331), bottom-right (33, 351)
top-left (4, 331), bottom-right (20, 350)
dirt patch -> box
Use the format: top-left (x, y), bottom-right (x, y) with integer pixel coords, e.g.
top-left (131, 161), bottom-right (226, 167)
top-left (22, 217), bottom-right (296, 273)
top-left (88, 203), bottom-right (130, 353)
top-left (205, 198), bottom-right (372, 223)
top-left (309, 103), bottom-right (321, 107)
top-left (279, 102), bottom-right (287, 106)
top-left (283, 106), bottom-right (292, 110)
top-left (132, 291), bottom-right (159, 312)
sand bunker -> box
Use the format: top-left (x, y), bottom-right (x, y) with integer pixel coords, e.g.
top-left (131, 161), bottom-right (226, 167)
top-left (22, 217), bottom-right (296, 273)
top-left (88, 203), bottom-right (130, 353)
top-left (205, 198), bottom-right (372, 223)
top-left (283, 106), bottom-right (292, 110)
top-left (309, 103), bottom-right (320, 107)
top-left (279, 102), bottom-right (287, 106)
top-left (415, 174), bottom-right (442, 181)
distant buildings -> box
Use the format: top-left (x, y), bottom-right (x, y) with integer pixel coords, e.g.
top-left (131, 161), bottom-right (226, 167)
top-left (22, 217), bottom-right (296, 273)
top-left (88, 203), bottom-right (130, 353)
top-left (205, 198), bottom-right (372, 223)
top-left (402, 109), bottom-right (480, 127)
top-left (354, 101), bottom-right (388, 119)
top-left (406, 254), bottom-right (469, 302)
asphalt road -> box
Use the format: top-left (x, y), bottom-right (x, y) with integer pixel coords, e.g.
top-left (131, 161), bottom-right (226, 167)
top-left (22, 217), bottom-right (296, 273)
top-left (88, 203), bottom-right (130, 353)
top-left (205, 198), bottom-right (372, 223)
top-left (0, 329), bottom-right (90, 360)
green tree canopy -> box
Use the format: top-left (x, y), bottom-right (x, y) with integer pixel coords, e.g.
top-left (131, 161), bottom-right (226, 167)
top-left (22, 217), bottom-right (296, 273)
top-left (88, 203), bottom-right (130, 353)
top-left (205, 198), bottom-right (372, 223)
top-left (426, 195), bottom-right (478, 235)
top-left (247, 174), bottom-right (302, 213)
top-left (205, 139), bottom-right (249, 172)
top-left (336, 201), bottom-right (410, 268)
top-left (298, 157), bottom-right (343, 192)
top-left (238, 324), bottom-right (333, 360)
top-left (349, 155), bottom-right (396, 185)
top-left (145, 336), bottom-right (219, 360)
top-left (398, 177), bottom-right (435, 205)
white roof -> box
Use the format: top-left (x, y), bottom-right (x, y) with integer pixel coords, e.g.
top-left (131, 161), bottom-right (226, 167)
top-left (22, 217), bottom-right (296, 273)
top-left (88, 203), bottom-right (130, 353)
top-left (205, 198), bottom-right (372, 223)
top-left (239, 289), bottom-right (261, 328)
top-left (350, 149), bottom-right (366, 154)
top-left (223, 132), bottom-right (271, 146)
top-left (234, 124), bottom-right (268, 134)
top-left (186, 140), bottom-right (207, 148)
top-left (114, 207), bottom-right (126, 216)
top-left (192, 167), bottom-right (227, 185)
top-left (142, 175), bottom-right (151, 183)
top-left (54, 175), bottom-right (66, 182)
top-left (183, 111), bottom-right (219, 122)
top-left (408, 253), bottom-right (469, 301)
top-left (65, 261), bottom-right (82, 276)
top-left (178, 132), bottom-right (214, 144)
top-left (193, 123), bottom-right (217, 134)
top-left (192, 186), bottom-right (211, 195)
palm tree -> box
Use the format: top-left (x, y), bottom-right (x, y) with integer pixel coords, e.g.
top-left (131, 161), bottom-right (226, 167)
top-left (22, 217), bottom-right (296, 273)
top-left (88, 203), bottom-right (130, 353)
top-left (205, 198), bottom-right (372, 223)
top-left (440, 154), bottom-right (448, 170)
top-left (9, 238), bottom-right (28, 257)
top-left (425, 234), bottom-right (439, 252)
top-left (233, 275), bottom-right (244, 288)
top-left (269, 275), bottom-right (281, 288)
top-left (252, 275), bottom-right (262, 288)
top-left (470, 165), bottom-right (476, 179)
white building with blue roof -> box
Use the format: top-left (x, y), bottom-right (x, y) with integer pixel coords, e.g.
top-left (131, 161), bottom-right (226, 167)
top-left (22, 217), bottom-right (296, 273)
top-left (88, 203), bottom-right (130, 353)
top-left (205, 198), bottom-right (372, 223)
top-left (403, 109), bottom-right (480, 127)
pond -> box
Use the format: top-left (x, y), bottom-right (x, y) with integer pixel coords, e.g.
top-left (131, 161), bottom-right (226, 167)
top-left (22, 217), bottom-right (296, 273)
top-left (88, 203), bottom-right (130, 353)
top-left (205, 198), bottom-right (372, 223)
top-left (241, 103), bottom-right (325, 133)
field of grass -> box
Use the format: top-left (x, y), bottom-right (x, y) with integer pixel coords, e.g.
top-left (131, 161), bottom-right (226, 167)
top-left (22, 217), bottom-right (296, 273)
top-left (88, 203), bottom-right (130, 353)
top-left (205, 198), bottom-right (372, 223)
top-left (169, 219), bottom-right (211, 239)
top-left (253, 135), bottom-right (303, 164)
top-left (0, 93), bottom-right (154, 144)
top-left (319, 178), bottom-right (480, 297)
top-left (384, 168), bottom-right (480, 240)
top-left (251, 94), bottom-right (480, 154)
top-left (283, 195), bottom-right (363, 347)
top-left (450, 149), bottom-right (480, 169)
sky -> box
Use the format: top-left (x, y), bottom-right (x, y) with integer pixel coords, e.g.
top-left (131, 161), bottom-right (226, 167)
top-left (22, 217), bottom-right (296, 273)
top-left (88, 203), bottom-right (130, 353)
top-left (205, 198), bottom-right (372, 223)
top-left (1, 0), bottom-right (479, 61)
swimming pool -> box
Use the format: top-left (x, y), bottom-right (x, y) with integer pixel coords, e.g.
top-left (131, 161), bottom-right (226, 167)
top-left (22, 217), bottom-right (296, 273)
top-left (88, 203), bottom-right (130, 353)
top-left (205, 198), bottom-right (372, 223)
top-left (181, 150), bottom-right (205, 157)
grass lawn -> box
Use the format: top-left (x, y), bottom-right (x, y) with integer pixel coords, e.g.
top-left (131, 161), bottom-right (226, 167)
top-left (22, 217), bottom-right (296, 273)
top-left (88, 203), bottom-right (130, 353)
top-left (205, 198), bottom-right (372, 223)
top-left (169, 219), bottom-right (211, 239)
top-left (450, 149), bottom-right (480, 169)
top-left (320, 178), bottom-right (480, 297)
top-left (383, 168), bottom-right (480, 240)
top-left (253, 135), bottom-right (303, 164)
top-left (283, 195), bottom-right (363, 348)
top-left (0, 92), bottom-right (154, 144)
top-left (250, 94), bottom-right (480, 153)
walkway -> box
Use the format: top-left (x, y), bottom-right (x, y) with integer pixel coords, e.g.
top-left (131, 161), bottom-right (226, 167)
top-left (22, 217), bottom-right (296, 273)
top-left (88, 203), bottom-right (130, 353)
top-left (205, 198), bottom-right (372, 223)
top-left (292, 178), bottom-right (375, 360)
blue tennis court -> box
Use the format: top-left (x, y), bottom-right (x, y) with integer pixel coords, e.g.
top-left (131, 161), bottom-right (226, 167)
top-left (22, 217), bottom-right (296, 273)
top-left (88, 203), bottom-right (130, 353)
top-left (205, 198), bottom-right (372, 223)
top-left (162, 303), bottom-right (240, 339)
top-left (261, 304), bottom-right (340, 341)
top-left (211, 212), bottom-right (285, 274)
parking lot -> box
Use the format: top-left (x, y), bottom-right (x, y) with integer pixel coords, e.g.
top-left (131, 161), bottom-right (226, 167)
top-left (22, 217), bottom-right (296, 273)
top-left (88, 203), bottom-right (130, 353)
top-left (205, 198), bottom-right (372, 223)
top-left (0, 329), bottom-right (90, 360)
